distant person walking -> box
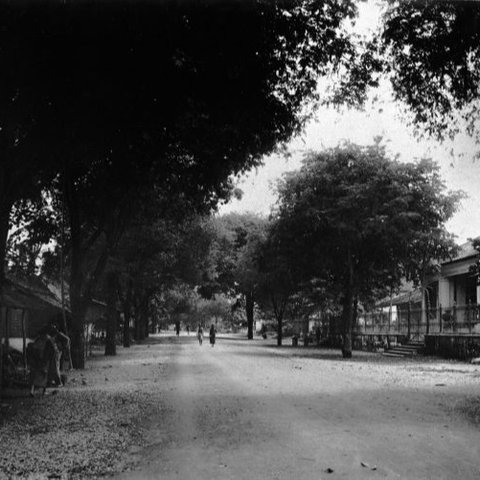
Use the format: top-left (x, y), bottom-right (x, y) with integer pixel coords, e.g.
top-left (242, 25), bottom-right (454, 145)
top-left (209, 324), bottom-right (216, 347)
top-left (176, 323), bottom-right (180, 336)
top-left (197, 325), bottom-right (203, 346)
top-left (186, 325), bottom-right (190, 335)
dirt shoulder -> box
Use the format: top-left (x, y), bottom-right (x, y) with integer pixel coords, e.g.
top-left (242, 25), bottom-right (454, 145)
top-left (0, 339), bottom-right (169, 479)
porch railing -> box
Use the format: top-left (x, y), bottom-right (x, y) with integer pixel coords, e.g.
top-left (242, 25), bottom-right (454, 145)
top-left (354, 303), bottom-right (480, 340)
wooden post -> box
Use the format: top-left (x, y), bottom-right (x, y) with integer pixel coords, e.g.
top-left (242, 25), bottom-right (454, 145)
top-left (453, 303), bottom-right (457, 333)
top-left (426, 305), bottom-right (430, 335)
top-left (477, 303), bottom-right (480, 331)
top-left (417, 305), bottom-right (421, 340)
top-left (468, 301), bottom-right (472, 334)
top-left (439, 304), bottom-right (443, 333)
top-left (407, 302), bottom-right (411, 340)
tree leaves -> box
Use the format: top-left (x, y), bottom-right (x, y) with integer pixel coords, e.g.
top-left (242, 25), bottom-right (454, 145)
top-left (332, 1), bottom-right (480, 151)
top-left (273, 142), bottom-right (461, 304)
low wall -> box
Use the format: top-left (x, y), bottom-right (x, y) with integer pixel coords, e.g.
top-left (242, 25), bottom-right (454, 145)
top-left (424, 334), bottom-right (480, 360)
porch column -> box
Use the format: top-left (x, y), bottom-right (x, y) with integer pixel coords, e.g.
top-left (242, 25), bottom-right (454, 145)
top-left (438, 278), bottom-right (450, 310)
top-left (476, 284), bottom-right (480, 330)
top-left (421, 290), bottom-right (427, 334)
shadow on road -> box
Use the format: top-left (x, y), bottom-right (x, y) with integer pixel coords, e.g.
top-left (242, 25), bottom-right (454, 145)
top-left (228, 342), bottom-right (450, 366)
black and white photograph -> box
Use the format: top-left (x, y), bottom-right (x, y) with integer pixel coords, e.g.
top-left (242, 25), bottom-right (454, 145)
top-left (1, 1), bottom-right (480, 478)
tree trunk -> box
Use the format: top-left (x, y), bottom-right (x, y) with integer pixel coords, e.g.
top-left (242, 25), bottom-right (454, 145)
top-left (150, 305), bottom-right (157, 334)
top-left (134, 315), bottom-right (143, 341)
top-left (134, 300), bottom-right (146, 341)
top-left (342, 290), bottom-right (354, 358)
top-left (59, 196), bottom-right (73, 369)
top-left (68, 296), bottom-right (87, 369)
top-left (328, 312), bottom-right (336, 346)
top-left (342, 251), bottom-right (355, 359)
top-left (0, 200), bottom-right (12, 395)
top-left (123, 309), bottom-right (131, 347)
top-left (144, 311), bottom-right (149, 338)
top-left (69, 252), bottom-right (88, 369)
top-left (303, 316), bottom-right (309, 347)
top-left (133, 314), bottom-right (140, 341)
top-left (105, 271), bottom-right (118, 356)
top-left (277, 315), bottom-right (283, 346)
top-left (245, 291), bottom-right (254, 340)
top-left (271, 294), bottom-right (286, 347)
top-left (119, 277), bottom-right (133, 348)
top-left (65, 171), bottom-right (89, 369)
top-left (0, 201), bottom-right (10, 285)
top-left (65, 169), bottom-right (125, 367)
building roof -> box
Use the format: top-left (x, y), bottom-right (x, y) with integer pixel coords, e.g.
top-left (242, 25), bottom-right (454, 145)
top-left (1, 275), bottom-right (67, 312)
top-left (442, 239), bottom-right (479, 265)
top-left (1, 274), bottom-right (116, 317)
top-left (376, 289), bottom-right (422, 309)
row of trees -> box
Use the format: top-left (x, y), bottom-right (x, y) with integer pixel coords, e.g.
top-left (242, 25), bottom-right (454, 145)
top-left (7, 140), bottom-right (459, 361)
top-left (1, 1), bottom-right (479, 374)
top-left (198, 142), bottom-right (461, 358)
top-left (190, 0), bottom-right (480, 356)
top-left (1, 1), bottom-right (359, 378)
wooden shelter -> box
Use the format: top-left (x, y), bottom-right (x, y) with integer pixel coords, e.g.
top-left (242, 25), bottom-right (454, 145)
top-left (0, 275), bottom-right (68, 393)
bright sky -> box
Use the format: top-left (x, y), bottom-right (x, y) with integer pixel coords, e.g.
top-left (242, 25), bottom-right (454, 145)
top-left (219, 2), bottom-right (480, 245)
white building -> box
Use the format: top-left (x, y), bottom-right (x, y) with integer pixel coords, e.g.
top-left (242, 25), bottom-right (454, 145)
top-left (424, 240), bottom-right (480, 333)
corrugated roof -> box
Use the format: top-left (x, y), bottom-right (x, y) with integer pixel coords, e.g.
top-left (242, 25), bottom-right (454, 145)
top-left (1, 275), bottom-right (107, 314)
top-left (376, 289), bottom-right (422, 308)
top-left (0, 283), bottom-right (45, 310)
top-left (0, 275), bottom-right (67, 311)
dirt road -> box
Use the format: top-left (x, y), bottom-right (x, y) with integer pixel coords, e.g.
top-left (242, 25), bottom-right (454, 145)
top-left (116, 334), bottom-right (480, 480)
top-left (2, 333), bottom-right (480, 478)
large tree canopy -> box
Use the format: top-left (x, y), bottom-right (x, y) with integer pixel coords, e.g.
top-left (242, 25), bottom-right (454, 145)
top-left (0, 0), bottom-right (358, 208)
top-left (273, 142), bottom-right (461, 357)
top-left (336, 1), bottom-right (480, 150)
top-left (381, 0), bottom-right (480, 143)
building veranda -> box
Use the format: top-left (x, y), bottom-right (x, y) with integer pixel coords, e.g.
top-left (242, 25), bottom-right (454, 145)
top-left (355, 240), bottom-right (480, 359)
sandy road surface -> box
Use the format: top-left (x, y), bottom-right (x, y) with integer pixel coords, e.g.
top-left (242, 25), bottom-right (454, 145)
top-left (2, 333), bottom-right (480, 478)
top-left (116, 334), bottom-right (480, 480)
